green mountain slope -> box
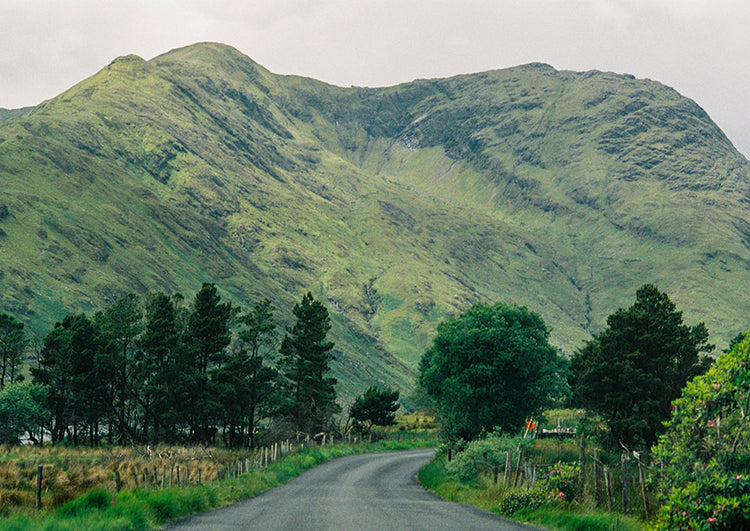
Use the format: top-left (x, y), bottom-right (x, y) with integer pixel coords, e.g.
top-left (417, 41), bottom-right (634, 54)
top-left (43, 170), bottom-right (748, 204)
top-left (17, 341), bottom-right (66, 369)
top-left (1, 43), bottom-right (749, 398)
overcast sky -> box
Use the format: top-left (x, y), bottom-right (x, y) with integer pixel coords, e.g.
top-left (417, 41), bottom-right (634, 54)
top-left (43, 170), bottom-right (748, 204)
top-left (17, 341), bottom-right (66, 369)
top-left (2, 0), bottom-right (749, 157)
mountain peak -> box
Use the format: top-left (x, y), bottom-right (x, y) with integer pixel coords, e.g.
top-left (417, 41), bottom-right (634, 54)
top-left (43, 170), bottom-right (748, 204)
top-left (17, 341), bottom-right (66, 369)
top-left (1, 45), bottom-right (749, 398)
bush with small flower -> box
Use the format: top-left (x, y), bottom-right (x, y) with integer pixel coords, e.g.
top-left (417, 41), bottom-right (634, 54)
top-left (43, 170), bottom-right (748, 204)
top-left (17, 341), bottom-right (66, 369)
top-left (497, 461), bottom-right (581, 516)
top-left (497, 489), bottom-right (550, 515)
top-left (651, 335), bottom-right (750, 529)
top-left (543, 461), bottom-right (581, 503)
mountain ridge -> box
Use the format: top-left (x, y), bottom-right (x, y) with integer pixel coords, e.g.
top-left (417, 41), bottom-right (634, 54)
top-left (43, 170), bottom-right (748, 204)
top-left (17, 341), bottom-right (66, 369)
top-left (1, 42), bottom-right (749, 398)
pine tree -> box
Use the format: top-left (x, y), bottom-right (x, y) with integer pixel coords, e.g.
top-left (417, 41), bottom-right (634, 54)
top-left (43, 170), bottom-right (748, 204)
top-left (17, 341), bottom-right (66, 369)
top-left (279, 292), bottom-right (339, 435)
top-left (570, 284), bottom-right (714, 450)
top-left (94, 293), bottom-right (143, 444)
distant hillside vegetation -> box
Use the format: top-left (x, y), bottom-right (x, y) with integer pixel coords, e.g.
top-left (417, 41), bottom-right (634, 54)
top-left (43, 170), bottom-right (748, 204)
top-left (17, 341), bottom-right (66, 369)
top-left (1, 42), bottom-right (749, 398)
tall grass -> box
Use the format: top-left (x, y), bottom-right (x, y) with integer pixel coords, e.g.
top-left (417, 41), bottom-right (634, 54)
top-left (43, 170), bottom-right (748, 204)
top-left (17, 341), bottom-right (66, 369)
top-left (418, 453), bottom-right (647, 531)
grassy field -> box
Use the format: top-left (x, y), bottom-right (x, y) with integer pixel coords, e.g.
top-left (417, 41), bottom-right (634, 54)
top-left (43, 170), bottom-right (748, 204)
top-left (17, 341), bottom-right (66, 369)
top-left (0, 428), bottom-right (436, 530)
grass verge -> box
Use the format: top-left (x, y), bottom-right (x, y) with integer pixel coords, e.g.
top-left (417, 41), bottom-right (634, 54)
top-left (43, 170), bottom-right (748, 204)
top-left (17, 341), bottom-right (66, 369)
top-left (417, 456), bottom-right (645, 531)
top-left (0, 438), bottom-right (435, 531)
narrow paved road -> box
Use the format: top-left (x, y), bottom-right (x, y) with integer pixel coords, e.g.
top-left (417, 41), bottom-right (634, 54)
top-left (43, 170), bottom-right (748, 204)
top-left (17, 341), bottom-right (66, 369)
top-left (165, 448), bottom-right (541, 530)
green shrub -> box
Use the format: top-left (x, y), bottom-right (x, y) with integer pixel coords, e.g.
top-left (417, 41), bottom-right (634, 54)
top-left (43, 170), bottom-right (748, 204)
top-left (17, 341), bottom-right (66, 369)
top-left (542, 461), bottom-right (581, 503)
top-left (497, 489), bottom-right (549, 515)
top-left (651, 335), bottom-right (750, 529)
top-left (445, 433), bottom-right (529, 482)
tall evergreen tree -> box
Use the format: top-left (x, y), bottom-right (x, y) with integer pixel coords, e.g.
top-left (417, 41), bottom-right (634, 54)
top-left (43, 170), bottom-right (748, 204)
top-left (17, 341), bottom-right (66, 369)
top-left (136, 292), bottom-right (183, 442)
top-left (349, 385), bottom-right (400, 436)
top-left (570, 284), bottom-right (714, 450)
top-left (185, 283), bottom-right (235, 443)
top-left (94, 293), bottom-right (143, 443)
top-left (188, 283), bottom-right (234, 374)
top-left (228, 298), bottom-right (278, 447)
top-left (279, 292), bottom-right (339, 435)
top-left (31, 313), bottom-right (105, 444)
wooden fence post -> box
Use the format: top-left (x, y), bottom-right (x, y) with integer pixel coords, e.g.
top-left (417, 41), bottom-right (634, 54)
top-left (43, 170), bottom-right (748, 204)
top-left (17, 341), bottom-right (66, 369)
top-left (604, 466), bottom-right (613, 512)
top-left (36, 465), bottom-right (43, 510)
top-left (176, 465), bottom-right (181, 487)
top-left (493, 463), bottom-right (499, 485)
top-left (621, 454), bottom-right (630, 514)
top-left (578, 436), bottom-right (586, 486)
top-left (638, 457), bottom-right (650, 521)
top-left (504, 449), bottom-right (513, 487)
top-left (513, 445), bottom-right (523, 487)
top-left (593, 450), bottom-right (601, 507)
top-left (115, 469), bottom-right (121, 493)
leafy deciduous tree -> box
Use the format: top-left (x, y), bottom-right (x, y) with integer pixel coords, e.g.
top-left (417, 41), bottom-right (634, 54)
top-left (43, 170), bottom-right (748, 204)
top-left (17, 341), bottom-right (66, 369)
top-left (419, 301), bottom-right (568, 442)
top-left (0, 312), bottom-right (27, 390)
top-left (0, 381), bottom-right (50, 444)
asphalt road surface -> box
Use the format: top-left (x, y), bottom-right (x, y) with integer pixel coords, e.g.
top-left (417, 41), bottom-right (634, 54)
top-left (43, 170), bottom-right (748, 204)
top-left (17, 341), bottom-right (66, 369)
top-left (165, 448), bottom-right (542, 531)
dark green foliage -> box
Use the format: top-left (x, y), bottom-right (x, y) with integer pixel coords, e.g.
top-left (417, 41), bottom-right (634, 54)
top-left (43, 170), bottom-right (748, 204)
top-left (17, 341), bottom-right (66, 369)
top-left (651, 335), bottom-right (750, 529)
top-left (31, 313), bottom-right (106, 444)
top-left (215, 298), bottom-right (278, 447)
top-left (94, 293), bottom-right (143, 444)
top-left (187, 282), bottom-right (235, 375)
top-left (0, 381), bottom-right (49, 444)
top-left (135, 292), bottom-right (184, 443)
top-left (279, 292), bottom-right (340, 435)
top-left (726, 331), bottom-right (747, 353)
top-left (419, 301), bottom-right (568, 442)
top-left (0, 312), bottom-right (27, 389)
top-left (13, 285), bottom-right (337, 447)
top-left (497, 490), bottom-right (549, 516)
top-left (570, 284), bottom-right (714, 451)
top-left (185, 283), bottom-right (236, 443)
top-left (349, 385), bottom-right (399, 435)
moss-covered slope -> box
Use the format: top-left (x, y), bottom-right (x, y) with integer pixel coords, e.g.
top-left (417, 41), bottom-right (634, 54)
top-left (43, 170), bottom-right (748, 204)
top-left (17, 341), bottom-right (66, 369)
top-left (1, 43), bottom-right (749, 397)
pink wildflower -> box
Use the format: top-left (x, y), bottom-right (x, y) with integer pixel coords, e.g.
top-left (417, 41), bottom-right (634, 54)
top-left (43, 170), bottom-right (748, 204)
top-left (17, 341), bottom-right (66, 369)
top-left (713, 383), bottom-right (722, 391)
top-left (737, 475), bottom-right (743, 481)
top-left (557, 491), bottom-right (565, 499)
top-left (707, 517), bottom-right (717, 523)
top-left (707, 419), bottom-right (716, 428)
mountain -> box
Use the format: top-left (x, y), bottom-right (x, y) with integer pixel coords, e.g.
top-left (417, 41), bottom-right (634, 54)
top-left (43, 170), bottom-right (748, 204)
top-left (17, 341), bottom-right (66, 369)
top-left (1, 42), bottom-right (749, 399)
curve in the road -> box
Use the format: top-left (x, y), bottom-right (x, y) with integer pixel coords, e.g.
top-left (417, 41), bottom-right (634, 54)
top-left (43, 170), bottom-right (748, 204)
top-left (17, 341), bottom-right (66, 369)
top-left (165, 448), bottom-right (542, 531)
